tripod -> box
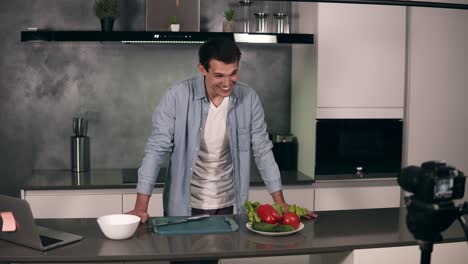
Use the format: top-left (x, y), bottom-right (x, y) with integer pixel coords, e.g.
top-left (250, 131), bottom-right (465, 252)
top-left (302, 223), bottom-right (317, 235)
top-left (404, 197), bottom-right (468, 264)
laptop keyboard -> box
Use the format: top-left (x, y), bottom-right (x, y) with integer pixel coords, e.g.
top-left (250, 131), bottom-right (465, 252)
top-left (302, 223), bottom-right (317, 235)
top-left (39, 235), bottom-right (63, 247)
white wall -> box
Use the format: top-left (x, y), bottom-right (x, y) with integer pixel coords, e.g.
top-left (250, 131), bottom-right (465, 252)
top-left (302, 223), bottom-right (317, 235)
top-left (405, 2), bottom-right (468, 201)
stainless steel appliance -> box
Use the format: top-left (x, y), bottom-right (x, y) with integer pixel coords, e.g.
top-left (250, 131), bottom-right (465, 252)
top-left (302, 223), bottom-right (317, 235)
top-left (270, 134), bottom-right (298, 171)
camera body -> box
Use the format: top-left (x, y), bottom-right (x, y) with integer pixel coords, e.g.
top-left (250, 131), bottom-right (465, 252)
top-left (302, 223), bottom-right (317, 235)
top-left (398, 161), bottom-right (468, 257)
top-left (398, 161), bottom-right (466, 203)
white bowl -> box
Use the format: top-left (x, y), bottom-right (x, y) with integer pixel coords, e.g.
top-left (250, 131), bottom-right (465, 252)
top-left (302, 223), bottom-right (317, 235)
top-left (97, 214), bottom-right (141, 240)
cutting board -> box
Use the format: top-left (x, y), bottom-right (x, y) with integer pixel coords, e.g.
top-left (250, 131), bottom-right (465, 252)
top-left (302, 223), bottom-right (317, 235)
top-left (151, 216), bottom-right (239, 235)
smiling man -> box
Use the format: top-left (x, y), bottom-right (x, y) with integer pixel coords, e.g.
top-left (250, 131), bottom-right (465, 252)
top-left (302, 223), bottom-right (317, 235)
top-left (129, 38), bottom-right (316, 227)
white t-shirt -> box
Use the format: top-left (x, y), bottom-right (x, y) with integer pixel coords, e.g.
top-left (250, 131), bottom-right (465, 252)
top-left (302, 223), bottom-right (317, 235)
top-left (191, 96), bottom-right (235, 209)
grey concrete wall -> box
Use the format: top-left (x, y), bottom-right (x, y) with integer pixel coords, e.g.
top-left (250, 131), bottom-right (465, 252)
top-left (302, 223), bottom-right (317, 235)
top-left (0, 0), bottom-right (292, 196)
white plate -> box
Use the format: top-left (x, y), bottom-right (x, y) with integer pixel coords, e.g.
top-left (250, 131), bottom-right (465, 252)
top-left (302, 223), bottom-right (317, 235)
top-left (246, 222), bottom-right (304, 236)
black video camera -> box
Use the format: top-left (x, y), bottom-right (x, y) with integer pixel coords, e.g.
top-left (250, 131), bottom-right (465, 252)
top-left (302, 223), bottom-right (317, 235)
top-left (398, 161), bottom-right (466, 203)
top-left (398, 161), bottom-right (468, 264)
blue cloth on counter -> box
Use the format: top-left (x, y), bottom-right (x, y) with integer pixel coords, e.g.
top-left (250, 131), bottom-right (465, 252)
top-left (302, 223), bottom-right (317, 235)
top-left (137, 75), bottom-right (281, 216)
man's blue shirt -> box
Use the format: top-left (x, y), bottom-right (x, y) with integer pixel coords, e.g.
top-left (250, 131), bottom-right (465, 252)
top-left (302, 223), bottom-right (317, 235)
top-left (137, 76), bottom-right (282, 216)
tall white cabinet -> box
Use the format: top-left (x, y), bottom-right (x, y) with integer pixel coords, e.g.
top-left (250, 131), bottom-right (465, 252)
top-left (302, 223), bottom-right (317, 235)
top-left (316, 3), bottom-right (406, 119)
top-left (404, 4), bottom-right (468, 200)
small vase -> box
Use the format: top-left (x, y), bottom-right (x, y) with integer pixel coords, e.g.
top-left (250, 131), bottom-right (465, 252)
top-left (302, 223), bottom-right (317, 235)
top-left (223, 21), bottom-right (235, 32)
top-left (170, 24), bottom-right (180, 32)
top-left (100, 17), bottom-right (115, 32)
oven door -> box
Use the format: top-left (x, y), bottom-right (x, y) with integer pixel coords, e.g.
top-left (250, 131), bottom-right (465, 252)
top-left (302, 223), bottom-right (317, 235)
top-left (315, 119), bottom-right (403, 175)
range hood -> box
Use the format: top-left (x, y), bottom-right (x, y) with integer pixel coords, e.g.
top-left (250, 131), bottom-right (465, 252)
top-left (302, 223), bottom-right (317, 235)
top-left (20, 31), bottom-right (314, 44)
top-left (21, 0), bottom-right (315, 45)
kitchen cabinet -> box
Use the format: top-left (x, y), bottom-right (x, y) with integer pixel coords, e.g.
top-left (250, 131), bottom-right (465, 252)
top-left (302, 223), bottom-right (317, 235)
top-left (22, 189), bottom-right (164, 219)
top-left (21, 168), bottom-right (315, 219)
top-left (314, 179), bottom-right (400, 211)
top-left (22, 186), bottom-right (314, 219)
top-left (311, 242), bottom-right (467, 264)
top-left (23, 181), bottom-right (401, 218)
top-left (316, 3), bottom-right (406, 118)
top-left (404, 2), bottom-right (468, 198)
top-left (23, 190), bottom-right (122, 219)
top-left (122, 191), bottom-right (164, 217)
top-left (221, 255), bottom-right (310, 264)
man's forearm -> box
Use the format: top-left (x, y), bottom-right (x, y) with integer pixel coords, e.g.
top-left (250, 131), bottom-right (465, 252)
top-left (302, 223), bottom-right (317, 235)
top-left (135, 193), bottom-right (151, 211)
top-left (271, 190), bottom-right (286, 204)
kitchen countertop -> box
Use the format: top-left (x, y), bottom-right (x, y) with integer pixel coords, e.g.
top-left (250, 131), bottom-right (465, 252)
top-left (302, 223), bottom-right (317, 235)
top-left (21, 168), bottom-right (314, 190)
top-left (0, 207), bottom-right (465, 263)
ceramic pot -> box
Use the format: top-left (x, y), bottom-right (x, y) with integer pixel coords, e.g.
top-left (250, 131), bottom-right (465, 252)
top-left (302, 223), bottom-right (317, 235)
top-left (170, 24), bottom-right (180, 32)
top-left (100, 17), bottom-right (115, 32)
top-left (223, 21), bottom-right (235, 32)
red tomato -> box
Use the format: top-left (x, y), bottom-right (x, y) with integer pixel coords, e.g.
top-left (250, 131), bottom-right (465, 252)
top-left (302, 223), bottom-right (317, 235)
top-left (282, 212), bottom-right (300, 229)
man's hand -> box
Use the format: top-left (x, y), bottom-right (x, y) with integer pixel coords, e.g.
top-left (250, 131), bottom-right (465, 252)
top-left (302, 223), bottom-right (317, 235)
top-left (271, 190), bottom-right (288, 211)
top-left (304, 209), bottom-right (318, 219)
top-left (271, 190), bottom-right (318, 219)
top-left (126, 193), bottom-right (151, 223)
top-left (127, 208), bottom-right (149, 223)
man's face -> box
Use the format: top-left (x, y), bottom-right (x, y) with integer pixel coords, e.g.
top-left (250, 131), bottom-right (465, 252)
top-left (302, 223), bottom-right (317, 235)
top-left (198, 59), bottom-right (238, 100)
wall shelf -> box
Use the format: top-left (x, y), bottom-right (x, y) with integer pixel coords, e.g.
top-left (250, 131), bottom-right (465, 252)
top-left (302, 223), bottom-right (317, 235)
top-left (21, 31), bottom-right (314, 45)
top-left (259, 0), bottom-right (468, 10)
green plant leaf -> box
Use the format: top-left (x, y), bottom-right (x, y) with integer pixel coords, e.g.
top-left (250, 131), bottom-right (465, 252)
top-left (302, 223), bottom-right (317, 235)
top-left (224, 9), bottom-right (235, 21)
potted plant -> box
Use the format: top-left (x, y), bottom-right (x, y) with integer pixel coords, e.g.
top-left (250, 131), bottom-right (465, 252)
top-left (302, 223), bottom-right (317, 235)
top-left (93, 0), bottom-right (120, 32)
top-left (170, 16), bottom-right (180, 32)
top-left (223, 9), bottom-right (235, 32)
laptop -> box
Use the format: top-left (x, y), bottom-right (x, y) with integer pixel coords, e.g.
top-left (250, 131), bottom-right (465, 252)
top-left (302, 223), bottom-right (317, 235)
top-left (0, 194), bottom-right (83, 251)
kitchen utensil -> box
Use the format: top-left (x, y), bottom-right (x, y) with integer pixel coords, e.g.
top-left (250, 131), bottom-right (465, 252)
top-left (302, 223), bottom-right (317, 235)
top-left (73, 117), bottom-right (88, 137)
top-left (71, 136), bottom-right (90, 172)
top-left (240, 0), bottom-right (254, 33)
top-left (273, 13), bottom-right (289, 34)
top-left (151, 215), bottom-right (239, 235)
top-left (246, 222), bottom-right (304, 236)
top-left (154, 214), bottom-right (210, 227)
top-left (97, 214), bottom-right (141, 240)
top-left (254, 12), bottom-right (268, 33)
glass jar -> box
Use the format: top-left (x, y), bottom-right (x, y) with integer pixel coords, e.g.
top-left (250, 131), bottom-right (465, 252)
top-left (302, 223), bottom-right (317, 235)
top-left (273, 13), bottom-right (289, 34)
top-left (239, 0), bottom-right (254, 33)
top-left (254, 12), bottom-right (268, 33)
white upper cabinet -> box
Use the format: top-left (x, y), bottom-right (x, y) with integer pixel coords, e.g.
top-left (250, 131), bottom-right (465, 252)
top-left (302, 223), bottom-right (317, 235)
top-left (316, 4), bottom-right (406, 118)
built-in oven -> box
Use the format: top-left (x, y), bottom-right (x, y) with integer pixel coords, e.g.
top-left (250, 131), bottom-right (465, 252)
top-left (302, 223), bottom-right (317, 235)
top-left (315, 119), bottom-right (403, 176)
